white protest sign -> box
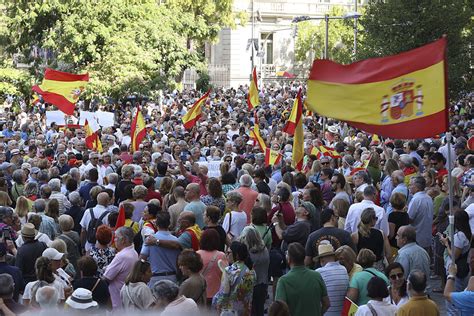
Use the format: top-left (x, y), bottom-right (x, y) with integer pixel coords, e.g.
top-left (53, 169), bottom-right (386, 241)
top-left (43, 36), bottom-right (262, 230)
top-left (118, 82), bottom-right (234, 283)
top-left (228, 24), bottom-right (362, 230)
top-left (96, 111), bottom-right (115, 128)
top-left (46, 111), bottom-right (66, 126)
top-left (198, 161), bottom-right (221, 178)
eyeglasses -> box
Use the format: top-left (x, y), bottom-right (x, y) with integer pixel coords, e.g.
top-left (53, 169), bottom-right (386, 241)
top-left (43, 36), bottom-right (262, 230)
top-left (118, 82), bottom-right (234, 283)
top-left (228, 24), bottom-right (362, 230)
top-left (389, 273), bottom-right (404, 280)
top-left (321, 162), bottom-right (329, 165)
top-left (225, 160), bottom-right (232, 163)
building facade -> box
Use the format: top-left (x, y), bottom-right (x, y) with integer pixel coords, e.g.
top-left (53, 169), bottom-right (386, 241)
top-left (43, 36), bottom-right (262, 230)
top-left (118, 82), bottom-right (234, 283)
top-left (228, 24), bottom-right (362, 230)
top-left (201, 0), bottom-right (366, 88)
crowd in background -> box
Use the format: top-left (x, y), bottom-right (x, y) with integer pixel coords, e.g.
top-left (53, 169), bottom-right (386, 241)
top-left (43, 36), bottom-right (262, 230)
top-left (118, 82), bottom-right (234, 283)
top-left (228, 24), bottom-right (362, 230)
top-left (0, 84), bottom-right (472, 315)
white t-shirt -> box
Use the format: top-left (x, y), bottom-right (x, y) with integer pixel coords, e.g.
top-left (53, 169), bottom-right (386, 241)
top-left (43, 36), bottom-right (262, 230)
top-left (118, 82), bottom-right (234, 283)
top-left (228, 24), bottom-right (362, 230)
top-left (222, 211), bottom-right (247, 240)
top-left (23, 279), bottom-right (65, 301)
top-left (465, 203), bottom-right (474, 233)
top-left (80, 205), bottom-right (110, 251)
top-left (444, 231), bottom-right (471, 269)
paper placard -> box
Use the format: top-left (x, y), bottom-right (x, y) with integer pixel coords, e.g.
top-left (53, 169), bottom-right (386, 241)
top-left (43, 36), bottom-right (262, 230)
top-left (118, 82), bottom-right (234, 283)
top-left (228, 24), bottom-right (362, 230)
top-left (198, 161), bottom-right (221, 178)
top-left (46, 111), bottom-right (66, 126)
top-left (96, 111), bottom-right (115, 128)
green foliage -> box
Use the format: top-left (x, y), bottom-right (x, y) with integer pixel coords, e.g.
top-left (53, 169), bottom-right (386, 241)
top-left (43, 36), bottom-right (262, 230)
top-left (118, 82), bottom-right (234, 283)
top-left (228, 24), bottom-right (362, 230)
top-left (196, 72), bottom-right (212, 93)
top-left (294, 6), bottom-right (360, 67)
top-left (359, 0), bottom-right (473, 99)
top-left (0, 60), bottom-right (32, 98)
top-left (0, 0), bottom-right (233, 99)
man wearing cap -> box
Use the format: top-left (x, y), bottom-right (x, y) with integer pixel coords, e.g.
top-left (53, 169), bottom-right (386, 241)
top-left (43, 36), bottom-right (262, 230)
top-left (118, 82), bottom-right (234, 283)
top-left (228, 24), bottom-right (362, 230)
top-left (42, 248), bottom-right (72, 293)
top-left (28, 167), bottom-right (41, 184)
top-left (315, 241), bottom-right (349, 316)
top-left (273, 201), bottom-right (314, 249)
top-left (15, 223), bottom-right (48, 285)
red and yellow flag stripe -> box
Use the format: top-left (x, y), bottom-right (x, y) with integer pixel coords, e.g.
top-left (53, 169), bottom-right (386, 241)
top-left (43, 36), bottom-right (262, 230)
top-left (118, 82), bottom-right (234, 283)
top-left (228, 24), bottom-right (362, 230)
top-left (307, 38), bottom-right (448, 139)
top-left (131, 105), bottom-right (147, 152)
top-left (247, 67), bottom-right (260, 110)
top-left (182, 89), bottom-right (210, 130)
top-left (32, 68), bottom-right (89, 115)
top-left (265, 148), bottom-right (282, 167)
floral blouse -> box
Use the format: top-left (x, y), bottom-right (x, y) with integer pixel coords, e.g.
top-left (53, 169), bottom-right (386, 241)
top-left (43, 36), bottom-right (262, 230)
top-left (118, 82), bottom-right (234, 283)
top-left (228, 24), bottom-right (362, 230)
top-left (89, 246), bottom-right (115, 277)
top-left (213, 261), bottom-right (256, 316)
top-left (201, 195), bottom-right (226, 214)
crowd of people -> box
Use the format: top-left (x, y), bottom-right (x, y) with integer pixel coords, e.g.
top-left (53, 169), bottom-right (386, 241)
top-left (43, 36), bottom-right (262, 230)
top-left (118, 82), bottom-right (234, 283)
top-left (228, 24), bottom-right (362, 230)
top-left (0, 84), bottom-right (472, 316)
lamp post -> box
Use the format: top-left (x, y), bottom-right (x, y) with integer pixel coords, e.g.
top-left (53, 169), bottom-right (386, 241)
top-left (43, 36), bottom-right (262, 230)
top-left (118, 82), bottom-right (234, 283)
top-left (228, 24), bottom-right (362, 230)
top-left (292, 11), bottom-right (361, 60)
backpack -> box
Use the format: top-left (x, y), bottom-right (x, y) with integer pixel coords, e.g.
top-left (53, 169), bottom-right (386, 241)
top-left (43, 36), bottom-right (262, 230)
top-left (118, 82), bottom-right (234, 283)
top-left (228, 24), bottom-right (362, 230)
top-left (86, 208), bottom-right (110, 244)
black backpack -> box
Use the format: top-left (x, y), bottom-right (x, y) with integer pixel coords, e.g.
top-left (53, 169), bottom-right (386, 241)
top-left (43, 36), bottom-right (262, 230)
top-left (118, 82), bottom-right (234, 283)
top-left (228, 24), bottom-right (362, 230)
top-left (86, 209), bottom-right (110, 244)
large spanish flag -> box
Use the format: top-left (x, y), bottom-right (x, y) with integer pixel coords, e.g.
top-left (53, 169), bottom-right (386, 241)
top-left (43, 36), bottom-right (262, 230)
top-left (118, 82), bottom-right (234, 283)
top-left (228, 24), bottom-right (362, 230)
top-left (289, 89), bottom-right (304, 171)
top-left (131, 105), bottom-right (147, 152)
top-left (307, 38), bottom-right (448, 139)
top-left (182, 89), bottom-right (210, 130)
top-left (247, 67), bottom-right (260, 110)
top-left (84, 119), bottom-right (102, 153)
top-left (32, 68), bottom-right (89, 115)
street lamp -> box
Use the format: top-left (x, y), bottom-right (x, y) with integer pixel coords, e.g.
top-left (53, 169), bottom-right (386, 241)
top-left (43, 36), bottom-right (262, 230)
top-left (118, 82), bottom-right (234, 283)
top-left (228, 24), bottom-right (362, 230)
top-left (292, 11), bottom-right (361, 59)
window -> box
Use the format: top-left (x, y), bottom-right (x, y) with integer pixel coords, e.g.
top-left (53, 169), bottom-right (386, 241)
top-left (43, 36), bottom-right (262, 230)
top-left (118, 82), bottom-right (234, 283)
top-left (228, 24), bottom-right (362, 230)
top-left (260, 33), bottom-right (273, 64)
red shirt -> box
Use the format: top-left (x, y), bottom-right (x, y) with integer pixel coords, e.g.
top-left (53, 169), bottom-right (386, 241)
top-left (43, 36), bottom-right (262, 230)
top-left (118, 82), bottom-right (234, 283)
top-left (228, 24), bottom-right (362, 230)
top-left (268, 201), bottom-right (296, 247)
top-left (144, 188), bottom-right (163, 204)
top-left (119, 152), bottom-right (133, 164)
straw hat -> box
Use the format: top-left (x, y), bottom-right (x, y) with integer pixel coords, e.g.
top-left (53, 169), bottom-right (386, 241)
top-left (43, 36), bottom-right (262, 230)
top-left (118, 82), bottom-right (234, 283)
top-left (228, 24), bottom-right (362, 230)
top-left (316, 240), bottom-right (335, 259)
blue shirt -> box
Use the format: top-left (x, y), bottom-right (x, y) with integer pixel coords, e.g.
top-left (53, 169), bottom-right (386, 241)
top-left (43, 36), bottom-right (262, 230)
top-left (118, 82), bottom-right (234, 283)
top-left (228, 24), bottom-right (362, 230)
top-left (387, 183), bottom-right (411, 213)
top-left (316, 262), bottom-right (349, 316)
top-left (407, 191), bottom-right (433, 248)
top-left (395, 242), bottom-right (430, 280)
top-left (141, 231), bottom-right (180, 274)
top-left (451, 291), bottom-right (474, 316)
top-left (183, 201), bottom-right (206, 229)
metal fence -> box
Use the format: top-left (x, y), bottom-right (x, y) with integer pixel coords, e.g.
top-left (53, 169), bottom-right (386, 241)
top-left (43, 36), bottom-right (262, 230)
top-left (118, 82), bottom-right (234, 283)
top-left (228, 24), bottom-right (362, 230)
top-left (182, 64), bottom-right (231, 89)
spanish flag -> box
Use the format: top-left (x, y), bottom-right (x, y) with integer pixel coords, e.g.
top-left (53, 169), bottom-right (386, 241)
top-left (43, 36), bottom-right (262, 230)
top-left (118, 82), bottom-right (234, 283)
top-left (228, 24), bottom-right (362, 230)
top-left (265, 147), bottom-right (282, 167)
top-left (288, 88), bottom-right (304, 171)
top-left (84, 119), bottom-right (102, 153)
top-left (320, 145), bottom-right (341, 159)
top-left (32, 68), bottom-right (89, 115)
top-left (310, 146), bottom-right (323, 159)
top-left (182, 89), bottom-right (210, 130)
top-left (131, 104), bottom-right (147, 152)
top-left (247, 67), bottom-right (260, 110)
top-left (250, 112), bottom-right (266, 151)
top-left (31, 92), bottom-right (40, 106)
top-left (307, 38), bottom-right (448, 139)
top-left (341, 297), bottom-right (358, 316)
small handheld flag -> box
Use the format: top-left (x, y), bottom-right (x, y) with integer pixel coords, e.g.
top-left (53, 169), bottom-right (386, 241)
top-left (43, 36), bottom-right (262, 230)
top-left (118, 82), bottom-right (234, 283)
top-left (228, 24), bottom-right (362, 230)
top-left (182, 90), bottom-right (210, 130)
top-left (131, 104), bottom-right (146, 152)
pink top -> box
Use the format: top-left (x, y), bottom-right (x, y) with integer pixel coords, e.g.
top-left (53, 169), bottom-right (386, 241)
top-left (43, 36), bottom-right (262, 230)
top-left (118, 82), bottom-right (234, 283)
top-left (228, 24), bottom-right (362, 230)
top-left (197, 250), bottom-right (227, 298)
top-left (236, 187), bottom-right (259, 224)
top-left (103, 245), bottom-right (138, 309)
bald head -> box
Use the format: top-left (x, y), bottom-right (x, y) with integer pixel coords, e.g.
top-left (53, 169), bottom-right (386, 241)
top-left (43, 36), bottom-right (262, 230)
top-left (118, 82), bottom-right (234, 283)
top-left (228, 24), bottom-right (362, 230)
top-left (185, 183), bottom-right (200, 201)
top-left (178, 211), bottom-right (196, 228)
top-left (97, 192), bottom-right (110, 206)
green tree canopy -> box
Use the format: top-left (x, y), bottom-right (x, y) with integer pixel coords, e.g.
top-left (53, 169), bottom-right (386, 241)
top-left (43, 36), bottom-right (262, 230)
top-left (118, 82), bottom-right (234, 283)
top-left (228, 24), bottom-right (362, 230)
top-left (359, 0), bottom-right (473, 99)
top-left (294, 6), bottom-right (360, 68)
top-left (0, 0), bottom-right (233, 99)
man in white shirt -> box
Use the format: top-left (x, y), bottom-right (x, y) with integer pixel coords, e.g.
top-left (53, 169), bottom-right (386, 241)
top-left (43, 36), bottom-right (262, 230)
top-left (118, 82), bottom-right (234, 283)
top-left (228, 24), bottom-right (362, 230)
top-left (345, 185), bottom-right (389, 236)
top-left (84, 152), bottom-right (105, 185)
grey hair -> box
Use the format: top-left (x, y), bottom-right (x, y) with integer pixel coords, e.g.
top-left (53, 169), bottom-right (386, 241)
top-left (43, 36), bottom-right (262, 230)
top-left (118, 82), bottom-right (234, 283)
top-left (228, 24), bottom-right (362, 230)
top-left (12, 169), bottom-right (24, 184)
top-left (115, 226), bottom-right (134, 244)
top-left (240, 227), bottom-right (265, 253)
top-left (107, 173), bottom-right (119, 185)
top-left (391, 170), bottom-right (405, 184)
top-left (354, 170), bottom-right (371, 185)
top-left (399, 154), bottom-right (413, 167)
top-left (34, 199), bottom-right (47, 213)
top-left (226, 191), bottom-right (243, 205)
top-left (47, 178), bottom-right (61, 192)
top-left (0, 274), bottom-right (14, 298)
top-left (256, 193), bottom-right (272, 212)
top-left (239, 174), bottom-right (253, 187)
top-left (24, 182), bottom-right (39, 196)
top-left (69, 167), bottom-right (80, 178)
top-left (68, 191), bottom-right (81, 206)
top-left (35, 286), bottom-right (59, 308)
top-left (58, 214), bottom-right (74, 232)
top-left (363, 185), bottom-right (377, 198)
top-left (152, 280), bottom-right (179, 304)
top-left (411, 176), bottom-right (426, 191)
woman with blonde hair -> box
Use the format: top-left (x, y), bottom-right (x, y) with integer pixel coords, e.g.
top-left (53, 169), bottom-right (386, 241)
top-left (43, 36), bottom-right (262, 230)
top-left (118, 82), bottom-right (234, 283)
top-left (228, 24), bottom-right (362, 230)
top-left (332, 198), bottom-right (350, 229)
top-left (15, 196), bottom-right (30, 225)
top-left (308, 160), bottom-right (323, 185)
top-left (0, 191), bottom-right (12, 207)
top-left (351, 208), bottom-right (392, 271)
top-left (335, 245), bottom-right (361, 281)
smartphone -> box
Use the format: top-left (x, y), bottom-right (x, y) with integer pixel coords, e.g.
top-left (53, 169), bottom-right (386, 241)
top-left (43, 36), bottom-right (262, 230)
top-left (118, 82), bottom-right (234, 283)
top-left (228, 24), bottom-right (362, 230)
top-left (180, 153), bottom-right (187, 161)
top-left (2, 229), bottom-right (10, 240)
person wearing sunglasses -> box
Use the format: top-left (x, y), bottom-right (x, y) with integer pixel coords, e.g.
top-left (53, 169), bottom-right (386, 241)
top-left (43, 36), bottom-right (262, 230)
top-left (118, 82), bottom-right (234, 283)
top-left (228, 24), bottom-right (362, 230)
top-left (383, 262), bottom-right (409, 308)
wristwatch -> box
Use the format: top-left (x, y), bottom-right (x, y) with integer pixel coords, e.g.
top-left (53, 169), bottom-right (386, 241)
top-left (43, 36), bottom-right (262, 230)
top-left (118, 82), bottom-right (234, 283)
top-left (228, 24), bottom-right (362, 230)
top-left (447, 275), bottom-right (456, 281)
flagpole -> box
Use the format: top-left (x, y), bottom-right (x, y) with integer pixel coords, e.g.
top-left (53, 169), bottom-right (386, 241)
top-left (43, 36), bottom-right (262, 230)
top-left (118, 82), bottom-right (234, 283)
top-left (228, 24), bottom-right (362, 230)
top-left (446, 132), bottom-right (455, 264)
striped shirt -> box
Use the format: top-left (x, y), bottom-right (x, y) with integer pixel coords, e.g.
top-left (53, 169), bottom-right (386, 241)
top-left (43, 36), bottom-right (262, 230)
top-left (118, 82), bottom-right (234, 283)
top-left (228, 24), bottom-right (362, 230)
top-left (316, 261), bottom-right (349, 316)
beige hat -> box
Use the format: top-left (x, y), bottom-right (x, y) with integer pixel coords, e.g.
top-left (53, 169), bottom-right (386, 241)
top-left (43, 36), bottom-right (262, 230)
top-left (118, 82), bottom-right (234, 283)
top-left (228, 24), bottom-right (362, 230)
top-left (21, 223), bottom-right (36, 238)
top-left (316, 240), bottom-right (335, 259)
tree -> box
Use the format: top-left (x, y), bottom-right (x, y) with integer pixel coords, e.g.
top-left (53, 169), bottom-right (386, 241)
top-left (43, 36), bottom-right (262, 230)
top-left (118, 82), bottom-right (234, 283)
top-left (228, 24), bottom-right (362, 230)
top-left (0, 0), bottom-right (233, 99)
top-left (359, 0), bottom-right (473, 99)
top-left (294, 6), bottom-right (360, 68)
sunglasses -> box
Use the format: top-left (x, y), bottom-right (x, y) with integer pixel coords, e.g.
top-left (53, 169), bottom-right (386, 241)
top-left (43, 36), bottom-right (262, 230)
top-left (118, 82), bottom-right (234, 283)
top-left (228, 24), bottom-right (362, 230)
top-left (389, 273), bottom-right (404, 280)
top-left (321, 162), bottom-right (329, 165)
